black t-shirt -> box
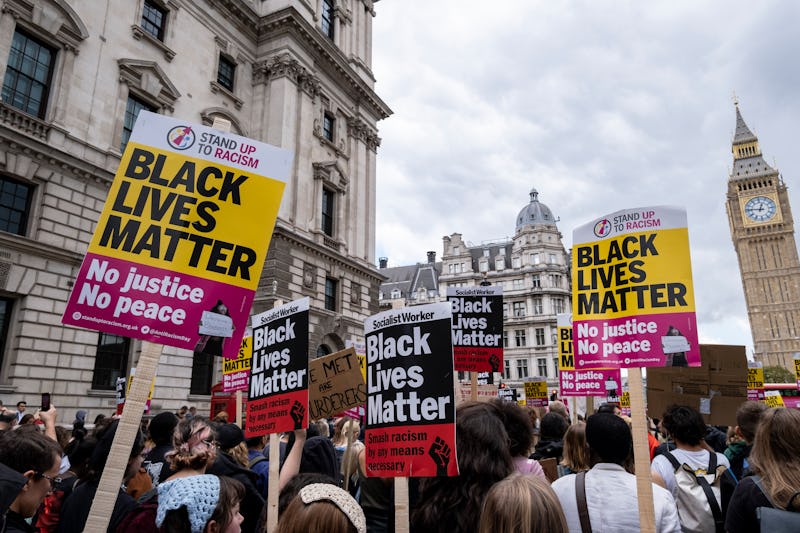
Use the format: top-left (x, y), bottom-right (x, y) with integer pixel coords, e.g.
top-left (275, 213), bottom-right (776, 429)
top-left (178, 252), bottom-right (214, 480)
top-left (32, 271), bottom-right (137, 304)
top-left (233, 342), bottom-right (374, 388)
top-left (724, 476), bottom-right (772, 533)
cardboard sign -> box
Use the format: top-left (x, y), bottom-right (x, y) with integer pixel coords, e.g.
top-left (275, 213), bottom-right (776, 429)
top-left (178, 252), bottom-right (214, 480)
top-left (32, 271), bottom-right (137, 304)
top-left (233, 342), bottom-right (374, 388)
top-left (747, 361), bottom-right (765, 401)
top-left (62, 112), bottom-right (291, 359)
top-left (223, 336), bottom-right (252, 392)
top-left (524, 378), bottom-right (548, 407)
top-left (764, 390), bottom-right (785, 408)
top-left (308, 348), bottom-right (366, 420)
top-left (646, 345), bottom-right (747, 425)
top-left (245, 298), bottom-right (309, 437)
top-left (447, 286), bottom-right (504, 372)
top-left (572, 206), bottom-right (700, 369)
top-left (364, 303), bottom-right (458, 478)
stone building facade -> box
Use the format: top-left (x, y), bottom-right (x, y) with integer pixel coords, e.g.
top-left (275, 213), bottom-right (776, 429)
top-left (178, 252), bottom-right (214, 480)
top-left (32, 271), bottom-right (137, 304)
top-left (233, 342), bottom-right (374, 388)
top-left (378, 189), bottom-right (572, 397)
top-left (0, 0), bottom-right (389, 418)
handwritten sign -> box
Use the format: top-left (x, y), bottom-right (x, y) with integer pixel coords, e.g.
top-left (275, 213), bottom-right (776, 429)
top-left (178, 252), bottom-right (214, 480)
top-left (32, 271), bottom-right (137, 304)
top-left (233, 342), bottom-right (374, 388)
top-left (199, 311), bottom-right (234, 337)
top-left (62, 111), bottom-right (291, 359)
top-left (308, 348), bottom-right (366, 420)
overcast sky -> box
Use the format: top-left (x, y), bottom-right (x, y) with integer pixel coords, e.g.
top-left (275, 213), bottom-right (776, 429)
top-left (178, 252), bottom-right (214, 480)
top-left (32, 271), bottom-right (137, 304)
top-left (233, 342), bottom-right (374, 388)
top-left (371, 1), bottom-right (800, 353)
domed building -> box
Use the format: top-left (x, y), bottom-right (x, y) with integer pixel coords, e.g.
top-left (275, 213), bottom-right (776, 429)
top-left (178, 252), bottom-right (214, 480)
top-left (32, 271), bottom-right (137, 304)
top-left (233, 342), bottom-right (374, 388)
top-left (440, 188), bottom-right (571, 394)
top-left (376, 188), bottom-right (571, 396)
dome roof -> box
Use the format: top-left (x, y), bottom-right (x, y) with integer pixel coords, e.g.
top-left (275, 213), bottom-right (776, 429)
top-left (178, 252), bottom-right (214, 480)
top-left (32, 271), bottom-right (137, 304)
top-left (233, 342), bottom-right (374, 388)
top-left (516, 188), bottom-right (556, 231)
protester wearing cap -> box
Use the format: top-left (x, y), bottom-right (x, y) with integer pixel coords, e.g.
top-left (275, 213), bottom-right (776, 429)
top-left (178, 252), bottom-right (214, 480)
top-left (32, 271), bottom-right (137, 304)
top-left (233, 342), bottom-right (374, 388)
top-left (551, 413), bottom-right (681, 533)
top-left (144, 411), bottom-right (180, 486)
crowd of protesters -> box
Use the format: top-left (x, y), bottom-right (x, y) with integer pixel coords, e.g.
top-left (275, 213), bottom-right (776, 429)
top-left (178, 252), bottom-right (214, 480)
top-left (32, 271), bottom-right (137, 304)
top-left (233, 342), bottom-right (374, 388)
top-left (1, 396), bottom-right (799, 533)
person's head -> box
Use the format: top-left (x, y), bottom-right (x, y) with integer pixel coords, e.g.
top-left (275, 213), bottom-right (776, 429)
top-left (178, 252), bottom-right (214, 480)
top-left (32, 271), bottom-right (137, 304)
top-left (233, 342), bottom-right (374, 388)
top-left (16, 401), bottom-right (26, 413)
top-left (540, 412), bottom-right (569, 441)
top-left (168, 418), bottom-right (217, 473)
top-left (277, 473), bottom-right (337, 516)
top-left (548, 400), bottom-right (569, 422)
top-left (332, 417), bottom-right (359, 444)
top-left (490, 398), bottom-right (533, 457)
top-left (150, 412), bottom-right (180, 446)
top-left (596, 402), bottom-right (621, 416)
top-left (299, 436), bottom-right (338, 480)
top-left (748, 407), bottom-right (800, 509)
top-left (0, 411), bottom-right (15, 431)
top-left (158, 474), bottom-right (245, 533)
top-left (65, 431), bottom-right (96, 479)
top-left (561, 421), bottom-right (589, 472)
top-left (523, 406), bottom-right (539, 427)
top-left (412, 402), bottom-right (514, 533)
top-left (19, 413), bottom-right (35, 425)
top-left (245, 435), bottom-right (266, 451)
top-left (276, 483), bottom-right (365, 533)
top-left (661, 404), bottom-right (706, 446)
top-left (310, 419), bottom-right (329, 439)
top-left (213, 411), bottom-right (229, 424)
top-left (586, 413), bottom-right (632, 466)
top-left (735, 400), bottom-right (768, 444)
top-left (0, 426), bottom-right (62, 518)
top-left (478, 474), bottom-right (568, 533)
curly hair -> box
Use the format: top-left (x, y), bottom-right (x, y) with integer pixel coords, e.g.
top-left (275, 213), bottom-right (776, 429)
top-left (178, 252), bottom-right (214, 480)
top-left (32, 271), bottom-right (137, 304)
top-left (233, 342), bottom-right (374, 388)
top-left (411, 402), bottom-right (514, 533)
top-left (167, 417), bottom-right (217, 472)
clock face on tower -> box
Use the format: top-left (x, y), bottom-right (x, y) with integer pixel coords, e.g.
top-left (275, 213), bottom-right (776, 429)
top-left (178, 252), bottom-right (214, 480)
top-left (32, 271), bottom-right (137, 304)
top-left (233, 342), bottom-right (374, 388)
top-left (744, 196), bottom-right (777, 222)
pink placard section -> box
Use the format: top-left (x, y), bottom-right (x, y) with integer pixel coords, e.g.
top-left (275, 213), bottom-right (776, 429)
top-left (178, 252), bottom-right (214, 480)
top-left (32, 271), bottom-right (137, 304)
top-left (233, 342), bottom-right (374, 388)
top-left (63, 253), bottom-right (251, 358)
top-left (574, 312), bottom-right (700, 370)
top-left (559, 368), bottom-right (622, 397)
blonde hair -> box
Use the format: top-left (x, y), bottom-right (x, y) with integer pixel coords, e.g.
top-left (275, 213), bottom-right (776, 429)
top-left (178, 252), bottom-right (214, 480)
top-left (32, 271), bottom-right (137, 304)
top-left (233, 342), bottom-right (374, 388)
top-left (560, 421), bottom-right (589, 473)
top-left (332, 417), bottom-right (360, 446)
top-left (478, 474), bottom-right (568, 533)
top-left (749, 407), bottom-right (800, 509)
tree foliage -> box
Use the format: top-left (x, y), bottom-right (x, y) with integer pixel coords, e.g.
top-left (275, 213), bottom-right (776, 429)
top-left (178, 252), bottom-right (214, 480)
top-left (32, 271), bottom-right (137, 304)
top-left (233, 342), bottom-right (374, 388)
top-left (763, 365), bottom-right (794, 383)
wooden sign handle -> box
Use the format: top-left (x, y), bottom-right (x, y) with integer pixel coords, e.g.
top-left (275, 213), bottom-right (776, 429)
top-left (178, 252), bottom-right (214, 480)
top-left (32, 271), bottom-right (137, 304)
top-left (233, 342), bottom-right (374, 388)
top-left (85, 340), bottom-right (162, 532)
top-left (629, 368), bottom-right (656, 533)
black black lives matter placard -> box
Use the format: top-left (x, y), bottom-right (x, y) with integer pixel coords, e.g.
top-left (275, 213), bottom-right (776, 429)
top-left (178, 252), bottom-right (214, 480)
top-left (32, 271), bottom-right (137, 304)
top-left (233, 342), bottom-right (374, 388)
top-left (447, 286), bottom-right (504, 373)
top-left (364, 302), bottom-right (458, 478)
top-left (245, 297), bottom-right (309, 438)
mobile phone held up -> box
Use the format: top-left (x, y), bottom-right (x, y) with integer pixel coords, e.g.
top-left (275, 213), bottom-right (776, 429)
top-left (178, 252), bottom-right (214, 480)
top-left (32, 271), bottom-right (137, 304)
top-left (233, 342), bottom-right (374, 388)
top-left (41, 392), bottom-right (51, 412)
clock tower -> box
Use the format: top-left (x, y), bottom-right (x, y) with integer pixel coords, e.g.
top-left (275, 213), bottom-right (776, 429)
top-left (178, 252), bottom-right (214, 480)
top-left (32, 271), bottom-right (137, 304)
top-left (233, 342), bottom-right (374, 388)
top-left (726, 103), bottom-right (800, 368)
